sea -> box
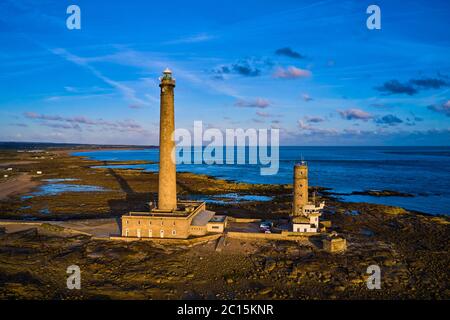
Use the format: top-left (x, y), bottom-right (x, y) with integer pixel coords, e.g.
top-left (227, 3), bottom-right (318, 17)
top-left (72, 146), bottom-right (450, 215)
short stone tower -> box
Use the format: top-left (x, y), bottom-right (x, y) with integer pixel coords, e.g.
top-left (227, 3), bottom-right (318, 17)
top-left (293, 161), bottom-right (308, 216)
top-left (158, 68), bottom-right (177, 211)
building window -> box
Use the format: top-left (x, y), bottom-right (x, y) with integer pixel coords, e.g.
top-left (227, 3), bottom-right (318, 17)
top-left (161, 221), bottom-right (164, 226)
top-left (137, 229), bottom-right (141, 238)
top-left (148, 229), bottom-right (152, 237)
top-left (172, 221), bottom-right (176, 226)
top-left (125, 220), bottom-right (128, 225)
top-left (138, 220), bottom-right (141, 225)
top-left (212, 226), bottom-right (219, 229)
top-left (160, 229), bottom-right (164, 238)
top-left (125, 229), bottom-right (129, 236)
top-left (172, 229), bottom-right (176, 235)
top-left (149, 221), bottom-right (152, 225)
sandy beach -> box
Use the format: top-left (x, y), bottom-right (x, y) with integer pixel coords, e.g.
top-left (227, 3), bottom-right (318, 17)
top-left (0, 173), bottom-right (39, 200)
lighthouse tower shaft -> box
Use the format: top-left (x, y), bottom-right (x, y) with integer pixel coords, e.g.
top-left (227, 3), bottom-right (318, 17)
top-left (158, 70), bottom-right (177, 211)
top-left (293, 162), bottom-right (308, 216)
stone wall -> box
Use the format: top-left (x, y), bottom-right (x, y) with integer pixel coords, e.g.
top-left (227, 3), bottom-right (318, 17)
top-left (189, 225), bottom-right (208, 236)
top-left (121, 215), bottom-right (192, 239)
top-left (110, 233), bottom-right (222, 245)
top-left (207, 222), bottom-right (225, 233)
top-left (322, 237), bottom-right (347, 253)
top-left (227, 217), bottom-right (261, 223)
top-left (227, 231), bottom-right (312, 241)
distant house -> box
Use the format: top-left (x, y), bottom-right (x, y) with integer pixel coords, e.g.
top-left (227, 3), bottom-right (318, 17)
top-left (292, 213), bottom-right (320, 233)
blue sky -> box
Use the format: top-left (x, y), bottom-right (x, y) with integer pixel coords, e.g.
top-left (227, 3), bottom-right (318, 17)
top-left (0, 0), bottom-right (449, 145)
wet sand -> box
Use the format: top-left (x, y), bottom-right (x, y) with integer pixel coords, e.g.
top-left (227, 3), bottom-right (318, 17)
top-left (0, 173), bottom-right (39, 200)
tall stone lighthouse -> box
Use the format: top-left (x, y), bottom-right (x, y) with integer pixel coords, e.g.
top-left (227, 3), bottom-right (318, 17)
top-left (158, 68), bottom-right (177, 211)
top-left (293, 161), bottom-right (308, 216)
top-left (119, 69), bottom-right (225, 240)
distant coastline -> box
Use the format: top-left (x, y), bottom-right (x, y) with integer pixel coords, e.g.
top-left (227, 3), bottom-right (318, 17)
top-left (0, 141), bottom-right (156, 151)
top-left (2, 141), bottom-right (450, 148)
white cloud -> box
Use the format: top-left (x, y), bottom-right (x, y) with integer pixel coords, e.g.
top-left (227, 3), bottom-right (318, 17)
top-left (50, 48), bottom-right (152, 108)
top-left (273, 66), bottom-right (311, 79)
top-left (164, 33), bottom-right (216, 45)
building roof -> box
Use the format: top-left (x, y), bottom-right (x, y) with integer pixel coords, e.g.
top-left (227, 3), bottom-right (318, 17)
top-left (303, 201), bottom-right (325, 210)
top-left (209, 215), bottom-right (226, 223)
top-left (191, 210), bottom-right (215, 226)
top-left (292, 216), bottom-right (310, 224)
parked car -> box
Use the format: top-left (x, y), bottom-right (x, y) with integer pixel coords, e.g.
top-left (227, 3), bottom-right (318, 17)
top-left (259, 221), bottom-right (273, 233)
top-left (259, 221), bottom-right (273, 229)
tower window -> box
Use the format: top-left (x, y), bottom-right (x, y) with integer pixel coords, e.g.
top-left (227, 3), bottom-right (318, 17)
top-left (172, 229), bottom-right (176, 235)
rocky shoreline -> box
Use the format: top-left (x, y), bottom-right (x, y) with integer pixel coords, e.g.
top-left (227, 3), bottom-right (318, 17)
top-left (0, 147), bottom-right (449, 299)
top-left (323, 189), bottom-right (415, 198)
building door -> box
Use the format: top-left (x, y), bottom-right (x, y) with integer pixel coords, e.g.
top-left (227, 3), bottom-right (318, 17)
top-left (137, 229), bottom-right (141, 238)
top-left (125, 229), bottom-right (129, 237)
top-left (148, 229), bottom-right (152, 238)
top-left (160, 229), bottom-right (164, 238)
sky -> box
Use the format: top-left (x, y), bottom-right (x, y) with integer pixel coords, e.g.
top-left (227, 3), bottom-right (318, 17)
top-left (0, 0), bottom-right (449, 146)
